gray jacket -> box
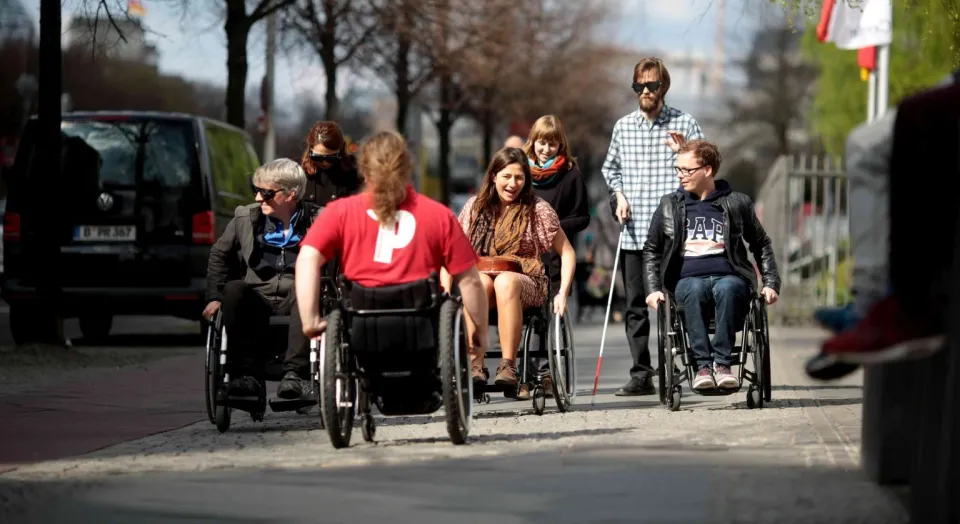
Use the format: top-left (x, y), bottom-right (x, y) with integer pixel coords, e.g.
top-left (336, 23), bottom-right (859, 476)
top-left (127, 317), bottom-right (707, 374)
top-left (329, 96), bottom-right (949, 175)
top-left (205, 202), bottom-right (321, 306)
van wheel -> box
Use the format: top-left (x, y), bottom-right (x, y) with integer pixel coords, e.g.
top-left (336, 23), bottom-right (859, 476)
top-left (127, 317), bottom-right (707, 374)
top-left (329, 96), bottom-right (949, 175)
top-left (79, 313), bottom-right (113, 343)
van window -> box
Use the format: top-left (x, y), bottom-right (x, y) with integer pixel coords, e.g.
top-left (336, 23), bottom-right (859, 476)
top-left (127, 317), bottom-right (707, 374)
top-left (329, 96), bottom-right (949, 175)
top-left (56, 119), bottom-right (197, 187)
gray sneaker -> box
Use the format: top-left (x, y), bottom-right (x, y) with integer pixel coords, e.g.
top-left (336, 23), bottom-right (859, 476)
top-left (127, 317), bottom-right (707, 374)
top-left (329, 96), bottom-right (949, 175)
top-left (692, 367), bottom-right (715, 390)
top-left (714, 364), bottom-right (739, 389)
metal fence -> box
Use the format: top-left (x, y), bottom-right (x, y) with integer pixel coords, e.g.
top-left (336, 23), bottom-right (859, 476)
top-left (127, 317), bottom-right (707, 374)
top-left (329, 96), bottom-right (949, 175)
top-left (755, 154), bottom-right (851, 326)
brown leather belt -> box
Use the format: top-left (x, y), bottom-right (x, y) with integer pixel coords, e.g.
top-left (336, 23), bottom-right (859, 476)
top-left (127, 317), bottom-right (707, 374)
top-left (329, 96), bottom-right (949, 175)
top-left (477, 256), bottom-right (521, 273)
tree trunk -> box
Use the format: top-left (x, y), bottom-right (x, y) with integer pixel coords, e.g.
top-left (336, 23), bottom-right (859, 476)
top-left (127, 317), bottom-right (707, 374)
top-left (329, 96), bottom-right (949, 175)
top-left (481, 108), bottom-right (494, 165)
top-left (34, 0), bottom-right (64, 345)
top-left (323, 62), bottom-right (339, 121)
top-left (394, 35), bottom-right (411, 133)
top-left (224, 1), bottom-right (250, 128)
top-left (320, 8), bottom-right (339, 121)
top-left (437, 72), bottom-right (454, 205)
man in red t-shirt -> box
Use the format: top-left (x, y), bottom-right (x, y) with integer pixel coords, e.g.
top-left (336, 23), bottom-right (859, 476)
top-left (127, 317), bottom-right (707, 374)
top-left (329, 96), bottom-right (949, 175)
top-left (295, 131), bottom-right (488, 355)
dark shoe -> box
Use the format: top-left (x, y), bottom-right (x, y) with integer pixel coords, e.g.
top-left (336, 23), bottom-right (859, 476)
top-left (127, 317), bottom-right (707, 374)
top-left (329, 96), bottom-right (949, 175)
top-left (805, 352), bottom-right (860, 381)
top-left (472, 363), bottom-right (489, 387)
top-left (277, 371), bottom-right (304, 399)
top-left (822, 297), bottom-right (944, 365)
top-left (541, 372), bottom-right (555, 398)
top-left (227, 376), bottom-right (261, 398)
top-left (614, 377), bottom-right (655, 396)
top-left (516, 383), bottom-right (532, 400)
top-left (494, 360), bottom-right (519, 390)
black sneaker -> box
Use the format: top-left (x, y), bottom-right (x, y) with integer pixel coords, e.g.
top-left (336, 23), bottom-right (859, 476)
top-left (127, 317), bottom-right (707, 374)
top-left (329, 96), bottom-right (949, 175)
top-left (277, 371), bottom-right (304, 399)
top-left (615, 377), bottom-right (656, 396)
top-left (227, 376), bottom-right (261, 398)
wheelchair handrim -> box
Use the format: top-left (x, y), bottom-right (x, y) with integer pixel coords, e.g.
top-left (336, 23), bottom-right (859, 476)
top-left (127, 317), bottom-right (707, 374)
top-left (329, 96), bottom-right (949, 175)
top-left (452, 306), bottom-right (472, 431)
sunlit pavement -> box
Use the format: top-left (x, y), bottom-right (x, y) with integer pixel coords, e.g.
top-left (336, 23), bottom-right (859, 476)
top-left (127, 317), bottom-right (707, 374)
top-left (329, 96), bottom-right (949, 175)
top-left (0, 319), bottom-right (904, 523)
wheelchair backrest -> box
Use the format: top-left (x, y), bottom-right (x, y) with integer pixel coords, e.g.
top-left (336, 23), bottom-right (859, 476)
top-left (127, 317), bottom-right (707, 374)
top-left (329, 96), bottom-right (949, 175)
top-left (341, 274), bottom-right (444, 357)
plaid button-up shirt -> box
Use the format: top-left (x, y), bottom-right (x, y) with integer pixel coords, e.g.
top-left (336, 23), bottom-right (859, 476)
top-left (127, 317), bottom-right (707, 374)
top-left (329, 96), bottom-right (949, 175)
top-left (601, 105), bottom-right (705, 251)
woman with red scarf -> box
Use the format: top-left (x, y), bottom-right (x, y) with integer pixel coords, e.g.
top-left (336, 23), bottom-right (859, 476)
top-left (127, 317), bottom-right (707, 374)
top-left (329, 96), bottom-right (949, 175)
top-left (517, 115), bottom-right (590, 399)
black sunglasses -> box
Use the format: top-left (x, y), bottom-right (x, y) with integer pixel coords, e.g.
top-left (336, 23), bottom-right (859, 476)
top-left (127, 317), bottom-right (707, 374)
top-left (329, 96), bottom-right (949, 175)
top-left (252, 185), bottom-right (280, 200)
top-left (309, 152), bottom-right (340, 163)
top-left (632, 81), bottom-right (662, 94)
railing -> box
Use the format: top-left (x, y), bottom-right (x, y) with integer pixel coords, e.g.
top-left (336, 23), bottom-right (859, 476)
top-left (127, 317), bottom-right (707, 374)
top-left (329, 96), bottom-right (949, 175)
top-left (755, 154), bottom-right (850, 326)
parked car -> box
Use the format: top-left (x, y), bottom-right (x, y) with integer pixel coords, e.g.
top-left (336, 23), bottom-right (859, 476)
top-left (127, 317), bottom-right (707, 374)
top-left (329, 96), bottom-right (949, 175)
top-left (2, 111), bottom-right (260, 344)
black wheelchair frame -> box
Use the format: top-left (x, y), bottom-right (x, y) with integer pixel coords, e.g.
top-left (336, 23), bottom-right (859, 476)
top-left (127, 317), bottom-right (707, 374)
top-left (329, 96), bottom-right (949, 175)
top-left (481, 289), bottom-right (578, 416)
top-left (656, 291), bottom-right (772, 411)
top-left (318, 272), bottom-right (473, 448)
top-left (203, 275), bottom-right (340, 433)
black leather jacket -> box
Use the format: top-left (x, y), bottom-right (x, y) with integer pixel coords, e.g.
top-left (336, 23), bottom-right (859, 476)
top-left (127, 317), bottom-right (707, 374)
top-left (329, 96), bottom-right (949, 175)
top-left (641, 184), bottom-right (781, 294)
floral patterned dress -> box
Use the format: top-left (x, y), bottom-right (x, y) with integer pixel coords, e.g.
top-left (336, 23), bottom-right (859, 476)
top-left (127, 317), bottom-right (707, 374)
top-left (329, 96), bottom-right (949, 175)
top-left (458, 196), bottom-right (561, 308)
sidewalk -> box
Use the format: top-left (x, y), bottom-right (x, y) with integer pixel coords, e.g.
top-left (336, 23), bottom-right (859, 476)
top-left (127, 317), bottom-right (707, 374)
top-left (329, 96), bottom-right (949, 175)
top-left (0, 351), bottom-right (204, 472)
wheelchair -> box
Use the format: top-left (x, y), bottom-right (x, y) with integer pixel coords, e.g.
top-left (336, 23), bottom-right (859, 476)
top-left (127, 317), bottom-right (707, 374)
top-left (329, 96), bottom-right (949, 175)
top-left (318, 272), bottom-right (473, 448)
top-left (656, 290), bottom-right (772, 411)
top-left (478, 282), bottom-right (578, 416)
top-left (203, 276), bottom-right (340, 433)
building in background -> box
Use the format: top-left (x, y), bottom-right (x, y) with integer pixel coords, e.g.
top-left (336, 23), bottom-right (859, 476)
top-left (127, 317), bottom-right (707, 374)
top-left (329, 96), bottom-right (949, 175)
top-left (0, 0), bottom-right (34, 43)
top-left (64, 15), bottom-right (158, 66)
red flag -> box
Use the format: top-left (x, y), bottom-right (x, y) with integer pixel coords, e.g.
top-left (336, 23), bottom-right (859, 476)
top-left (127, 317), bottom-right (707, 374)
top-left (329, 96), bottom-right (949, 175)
top-left (858, 46), bottom-right (877, 70)
top-left (816, 0), bottom-right (837, 42)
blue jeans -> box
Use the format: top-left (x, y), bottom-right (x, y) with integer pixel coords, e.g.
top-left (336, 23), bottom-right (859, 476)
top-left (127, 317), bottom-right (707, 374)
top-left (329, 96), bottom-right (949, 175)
top-left (674, 275), bottom-right (750, 369)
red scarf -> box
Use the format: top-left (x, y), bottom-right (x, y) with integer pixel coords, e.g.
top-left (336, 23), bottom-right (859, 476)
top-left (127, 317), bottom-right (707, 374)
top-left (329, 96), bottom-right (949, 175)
top-left (528, 155), bottom-right (567, 183)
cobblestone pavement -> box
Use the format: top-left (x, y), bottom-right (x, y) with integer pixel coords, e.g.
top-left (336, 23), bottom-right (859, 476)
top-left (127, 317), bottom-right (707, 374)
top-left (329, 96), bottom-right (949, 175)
top-left (1, 322), bottom-right (906, 523)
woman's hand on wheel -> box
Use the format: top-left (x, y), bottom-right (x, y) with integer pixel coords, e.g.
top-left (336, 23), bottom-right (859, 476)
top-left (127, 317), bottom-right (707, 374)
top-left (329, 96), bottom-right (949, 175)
top-left (302, 317), bottom-right (328, 339)
top-left (553, 293), bottom-right (568, 316)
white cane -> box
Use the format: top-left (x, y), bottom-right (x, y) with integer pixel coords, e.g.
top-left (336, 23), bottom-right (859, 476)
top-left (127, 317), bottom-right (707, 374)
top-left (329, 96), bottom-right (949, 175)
top-left (591, 224), bottom-right (624, 405)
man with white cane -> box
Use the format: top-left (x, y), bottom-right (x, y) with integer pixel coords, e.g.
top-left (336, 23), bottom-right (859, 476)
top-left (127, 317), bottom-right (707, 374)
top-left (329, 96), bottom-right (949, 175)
top-left (598, 57), bottom-right (705, 397)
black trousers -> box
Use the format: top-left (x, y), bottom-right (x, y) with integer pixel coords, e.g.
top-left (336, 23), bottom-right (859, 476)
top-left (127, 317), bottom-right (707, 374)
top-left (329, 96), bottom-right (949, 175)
top-left (888, 87), bottom-right (958, 328)
top-left (621, 249), bottom-right (652, 379)
top-left (220, 280), bottom-right (309, 380)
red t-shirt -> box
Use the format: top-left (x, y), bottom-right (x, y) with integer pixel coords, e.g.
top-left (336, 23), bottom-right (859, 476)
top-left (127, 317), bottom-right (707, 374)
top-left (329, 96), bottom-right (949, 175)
top-left (301, 187), bottom-right (478, 287)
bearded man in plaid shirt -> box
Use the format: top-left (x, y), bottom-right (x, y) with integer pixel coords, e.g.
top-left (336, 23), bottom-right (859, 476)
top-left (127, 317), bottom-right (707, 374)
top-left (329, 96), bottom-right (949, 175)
top-left (602, 57), bottom-right (705, 396)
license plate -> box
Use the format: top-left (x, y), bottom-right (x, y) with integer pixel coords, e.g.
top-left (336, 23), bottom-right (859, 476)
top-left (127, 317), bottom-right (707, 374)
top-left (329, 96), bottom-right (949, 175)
top-left (73, 225), bottom-right (136, 242)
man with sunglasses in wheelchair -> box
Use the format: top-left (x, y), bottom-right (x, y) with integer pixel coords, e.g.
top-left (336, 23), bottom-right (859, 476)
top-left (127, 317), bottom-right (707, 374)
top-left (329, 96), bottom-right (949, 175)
top-left (203, 158), bottom-right (322, 400)
top-left (643, 140), bottom-right (780, 391)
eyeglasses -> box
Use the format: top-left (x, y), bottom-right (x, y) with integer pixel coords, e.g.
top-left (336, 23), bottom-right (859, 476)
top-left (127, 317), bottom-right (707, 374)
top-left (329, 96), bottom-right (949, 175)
top-left (309, 152), bottom-right (340, 164)
top-left (252, 185), bottom-right (281, 200)
top-left (632, 81), bottom-right (662, 94)
top-left (674, 165), bottom-right (704, 178)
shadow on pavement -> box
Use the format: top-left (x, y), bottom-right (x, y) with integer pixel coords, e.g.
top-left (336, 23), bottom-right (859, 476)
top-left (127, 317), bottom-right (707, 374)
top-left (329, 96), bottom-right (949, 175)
top-left (2, 444), bottom-right (908, 524)
top-left (70, 333), bottom-right (204, 348)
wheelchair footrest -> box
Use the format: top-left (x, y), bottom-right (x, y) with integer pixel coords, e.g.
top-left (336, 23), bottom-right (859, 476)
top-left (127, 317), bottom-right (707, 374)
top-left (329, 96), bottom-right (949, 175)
top-left (474, 383), bottom-right (519, 395)
top-left (268, 395), bottom-right (317, 412)
top-left (691, 386), bottom-right (742, 397)
top-left (220, 396), bottom-right (265, 413)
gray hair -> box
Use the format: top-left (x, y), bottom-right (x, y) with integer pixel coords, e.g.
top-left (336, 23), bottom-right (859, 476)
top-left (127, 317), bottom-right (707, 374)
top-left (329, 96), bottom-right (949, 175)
top-left (252, 158), bottom-right (307, 200)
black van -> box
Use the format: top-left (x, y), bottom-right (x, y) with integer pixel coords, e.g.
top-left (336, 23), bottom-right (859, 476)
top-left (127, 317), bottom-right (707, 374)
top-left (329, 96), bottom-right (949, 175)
top-left (2, 111), bottom-right (260, 344)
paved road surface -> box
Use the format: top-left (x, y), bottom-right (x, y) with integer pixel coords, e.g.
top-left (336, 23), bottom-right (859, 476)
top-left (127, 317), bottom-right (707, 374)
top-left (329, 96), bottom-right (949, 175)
top-left (0, 316), bottom-right (903, 523)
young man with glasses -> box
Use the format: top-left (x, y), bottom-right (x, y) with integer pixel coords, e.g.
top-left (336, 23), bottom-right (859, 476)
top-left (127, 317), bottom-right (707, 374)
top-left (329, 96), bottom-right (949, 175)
top-left (601, 56), bottom-right (707, 396)
top-left (203, 158), bottom-right (322, 400)
top-left (642, 140), bottom-right (780, 389)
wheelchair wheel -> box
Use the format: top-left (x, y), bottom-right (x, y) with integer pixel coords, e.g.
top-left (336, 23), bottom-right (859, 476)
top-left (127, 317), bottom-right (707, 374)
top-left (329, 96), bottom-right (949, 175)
top-left (745, 308), bottom-right (765, 410)
top-left (204, 324), bottom-right (218, 425)
top-left (656, 307), bottom-right (667, 406)
top-left (547, 309), bottom-right (576, 412)
top-left (320, 309), bottom-right (356, 448)
top-left (215, 404), bottom-right (231, 432)
top-left (532, 385), bottom-right (546, 415)
top-left (439, 298), bottom-right (472, 445)
top-left (214, 322), bottom-right (232, 432)
top-left (757, 301), bottom-right (772, 402)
